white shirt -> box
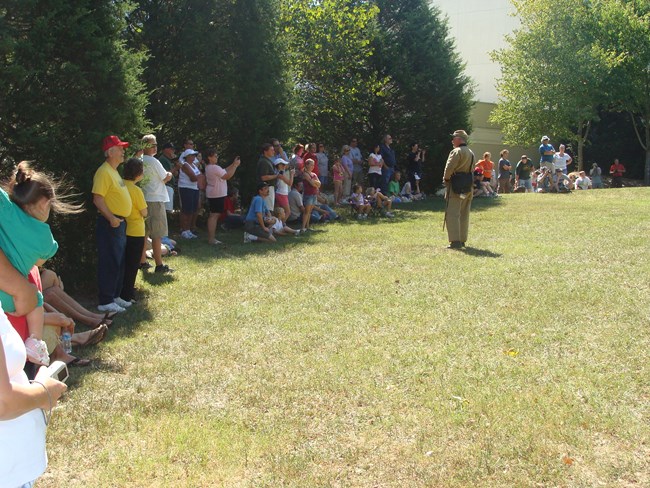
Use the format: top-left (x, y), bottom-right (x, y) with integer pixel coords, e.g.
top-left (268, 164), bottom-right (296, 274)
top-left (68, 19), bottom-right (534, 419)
top-left (368, 153), bottom-right (383, 174)
top-left (553, 153), bottom-right (571, 171)
top-left (178, 161), bottom-right (201, 190)
top-left (575, 176), bottom-right (591, 190)
top-left (0, 309), bottom-right (47, 487)
top-left (141, 155), bottom-right (170, 202)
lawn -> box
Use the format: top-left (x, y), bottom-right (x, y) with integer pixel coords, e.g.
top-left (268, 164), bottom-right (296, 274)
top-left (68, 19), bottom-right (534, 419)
top-left (40, 188), bottom-right (649, 487)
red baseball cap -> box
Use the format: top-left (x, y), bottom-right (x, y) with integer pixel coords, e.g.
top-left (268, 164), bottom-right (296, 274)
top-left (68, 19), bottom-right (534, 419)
top-left (102, 135), bottom-right (130, 152)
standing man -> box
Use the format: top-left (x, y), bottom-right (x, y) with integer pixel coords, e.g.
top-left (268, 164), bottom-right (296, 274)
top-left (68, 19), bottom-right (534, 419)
top-left (609, 158), bottom-right (626, 188)
top-left (349, 138), bottom-right (364, 186)
top-left (271, 138), bottom-right (288, 162)
top-left (158, 143), bottom-right (179, 213)
top-left (539, 135), bottom-right (555, 171)
top-left (141, 134), bottom-right (173, 274)
top-left (380, 134), bottom-right (396, 194)
top-left (552, 144), bottom-right (572, 174)
top-left (443, 130), bottom-right (474, 249)
top-left (92, 135), bottom-right (133, 313)
top-left (257, 142), bottom-right (278, 210)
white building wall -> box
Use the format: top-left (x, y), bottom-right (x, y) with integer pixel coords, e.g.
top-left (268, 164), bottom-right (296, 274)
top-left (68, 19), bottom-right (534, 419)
top-left (431, 0), bottom-right (520, 104)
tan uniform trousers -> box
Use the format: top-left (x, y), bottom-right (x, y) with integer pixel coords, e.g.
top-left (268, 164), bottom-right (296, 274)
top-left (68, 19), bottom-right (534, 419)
top-left (445, 188), bottom-right (472, 243)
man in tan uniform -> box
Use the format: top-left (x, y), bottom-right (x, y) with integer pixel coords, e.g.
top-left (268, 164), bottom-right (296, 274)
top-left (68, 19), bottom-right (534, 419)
top-left (443, 130), bottom-right (475, 249)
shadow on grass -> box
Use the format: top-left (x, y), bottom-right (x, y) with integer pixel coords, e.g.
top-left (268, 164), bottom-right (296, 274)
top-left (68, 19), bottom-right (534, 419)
top-left (160, 197), bottom-right (507, 264)
top-left (459, 246), bottom-right (502, 258)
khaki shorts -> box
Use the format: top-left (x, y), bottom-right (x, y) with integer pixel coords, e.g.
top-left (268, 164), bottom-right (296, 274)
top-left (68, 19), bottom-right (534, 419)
top-left (145, 201), bottom-right (169, 238)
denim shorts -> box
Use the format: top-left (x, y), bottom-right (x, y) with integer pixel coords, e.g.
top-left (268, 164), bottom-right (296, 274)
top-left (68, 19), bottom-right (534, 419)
top-left (518, 178), bottom-right (533, 190)
top-left (303, 195), bottom-right (317, 206)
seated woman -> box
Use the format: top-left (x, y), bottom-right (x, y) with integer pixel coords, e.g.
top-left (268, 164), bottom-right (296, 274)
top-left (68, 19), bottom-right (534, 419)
top-left (40, 268), bottom-right (113, 328)
top-left (366, 187), bottom-right (394, 217)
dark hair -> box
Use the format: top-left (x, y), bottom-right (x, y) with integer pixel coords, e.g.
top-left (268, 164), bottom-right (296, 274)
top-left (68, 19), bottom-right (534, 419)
top-left (123, 158), bottom-right (144, 181)
top-left (5, 161), bottom-right (83, 215)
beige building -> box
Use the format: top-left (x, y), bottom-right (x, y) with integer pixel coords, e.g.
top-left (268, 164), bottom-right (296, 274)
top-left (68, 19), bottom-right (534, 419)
top-left (432, 0), bottom-right (537, 162)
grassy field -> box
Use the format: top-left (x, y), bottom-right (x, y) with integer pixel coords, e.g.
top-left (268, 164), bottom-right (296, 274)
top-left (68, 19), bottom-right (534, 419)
top-left (40, 188), bottom-right (649, 487)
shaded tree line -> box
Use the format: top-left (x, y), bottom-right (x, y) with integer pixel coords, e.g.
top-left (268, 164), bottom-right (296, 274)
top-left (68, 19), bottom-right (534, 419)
top-left (0, 0), bottom-right (473, 288)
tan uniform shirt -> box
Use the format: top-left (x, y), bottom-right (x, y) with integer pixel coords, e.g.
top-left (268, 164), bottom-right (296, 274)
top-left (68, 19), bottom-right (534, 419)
top-left (443, 144), bottom-right (475, 185)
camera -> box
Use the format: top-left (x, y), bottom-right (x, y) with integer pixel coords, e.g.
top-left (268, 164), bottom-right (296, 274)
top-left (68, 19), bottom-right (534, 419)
top-left (45, 360), bottom-right (69, 383)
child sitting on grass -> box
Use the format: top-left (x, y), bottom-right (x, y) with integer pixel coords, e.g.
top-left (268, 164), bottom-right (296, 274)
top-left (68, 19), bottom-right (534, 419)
top-left (366, 187), bottom-right (394, 217)
top-left (350, 184), bottom-right (371, 220)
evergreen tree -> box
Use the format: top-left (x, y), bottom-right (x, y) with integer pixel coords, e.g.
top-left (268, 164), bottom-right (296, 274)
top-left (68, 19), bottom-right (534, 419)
top-left (370, 0), bottom-right (474, 186)
top-left (129, 0), bottom-right (290, 198)
top-left (279, 0), bottom-right (381, 146)
top-left (0, 0), bottom-right (150, 287)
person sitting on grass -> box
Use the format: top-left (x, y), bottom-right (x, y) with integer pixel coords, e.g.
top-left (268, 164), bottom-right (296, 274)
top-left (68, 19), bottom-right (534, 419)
top-left (551, 168), bottom-right (572, 193)
top-left (388, 170), bottom-right (403, 203)
top-left (350, 184), bottom-right (371, 220)
top-left (574, 171), bottom-right (592, 190)
top-left (536, 167), bottom-right (553, 193)
top-left (315, 192), bottom-right (339, 222)
top-left (366, 187), bottom-right (394, 217)
top-left (244, 183), bottom-right (277, 243)
top-left (271, 208), bottom-right (301, 237)
top-left (219, 187), bottom-right (246, 230)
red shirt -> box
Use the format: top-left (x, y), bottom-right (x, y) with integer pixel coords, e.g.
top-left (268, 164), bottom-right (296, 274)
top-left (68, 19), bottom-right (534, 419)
top-left (610, 163), bottom-right (625, 177)
top-left (218, 196), bottom-right (236, 222)
top-left (303, 152), bottom-right (319, 176)
top-left (6, 266), bottom-right (42, 341)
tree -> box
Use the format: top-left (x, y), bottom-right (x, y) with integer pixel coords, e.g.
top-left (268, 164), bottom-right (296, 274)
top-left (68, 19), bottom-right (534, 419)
top-left (129, 0), bottom-right (290, 198)
top-left (278, 0), bottom-right (381, 145)
top-left (490, 0), bottom-right (611, 170)
top-left (370, 0), bottom-right (474, 184)
top-left (0, 0), bottom-right (150, 286)
top-left (595, 0), bottom-right (650, 183)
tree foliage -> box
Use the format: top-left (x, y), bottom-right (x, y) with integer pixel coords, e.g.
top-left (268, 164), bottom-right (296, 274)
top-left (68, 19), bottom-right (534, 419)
top-left (128, 0), bottom-right (290, 197)
top-left (370, 0), bottom-right (474, 179)
top-left (278, 0), bottom-right (381, 144)
top-left (490, 0), bottom-right (613, 169)
top-left (594, 0), bottom-right (650, 183)
top-left (0, 0), bottom-right (150, 282)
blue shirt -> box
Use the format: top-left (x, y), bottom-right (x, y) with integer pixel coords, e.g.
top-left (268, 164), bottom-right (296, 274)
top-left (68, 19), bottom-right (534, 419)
top-left (539, 143), bottom-right (555, 163)
top-left (245, 195), bottom-right (269, 222)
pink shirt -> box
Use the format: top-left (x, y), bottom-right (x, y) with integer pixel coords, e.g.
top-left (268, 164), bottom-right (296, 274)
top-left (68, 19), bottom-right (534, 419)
top-left (205, 164), bottom-right (228, 198)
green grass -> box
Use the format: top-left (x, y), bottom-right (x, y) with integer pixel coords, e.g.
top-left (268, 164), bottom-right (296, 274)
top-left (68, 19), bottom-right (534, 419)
top-left (41, 189), bottom-right (649, 487)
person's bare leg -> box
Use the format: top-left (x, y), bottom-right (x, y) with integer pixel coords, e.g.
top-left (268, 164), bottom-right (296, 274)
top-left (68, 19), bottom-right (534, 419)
top-left (207, 213), bottom-right (219, 244)
top-left (43, 287), bottom-right (107, 327)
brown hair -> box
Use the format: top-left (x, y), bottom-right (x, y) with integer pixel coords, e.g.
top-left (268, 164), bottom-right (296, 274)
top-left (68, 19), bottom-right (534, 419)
top-left (5, 161), bottom-right (83, 215)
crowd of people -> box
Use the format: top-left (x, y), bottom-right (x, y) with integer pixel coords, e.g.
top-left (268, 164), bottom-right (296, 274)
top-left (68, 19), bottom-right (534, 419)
top-left (0, 127), bottom-right (634, 485)
top-left (470, 135), bottom-right (626, 197)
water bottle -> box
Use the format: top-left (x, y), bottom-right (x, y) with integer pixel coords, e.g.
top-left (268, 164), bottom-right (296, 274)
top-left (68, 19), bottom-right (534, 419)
top-left (62, 332), bottom-right (72, 354)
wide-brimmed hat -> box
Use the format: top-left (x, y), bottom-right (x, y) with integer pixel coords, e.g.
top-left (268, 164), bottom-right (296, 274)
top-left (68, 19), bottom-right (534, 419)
top-left (450, 130), bottom-right (469, 141)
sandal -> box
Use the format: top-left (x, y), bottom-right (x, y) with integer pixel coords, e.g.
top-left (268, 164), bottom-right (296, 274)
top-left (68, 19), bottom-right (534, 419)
top-left (66, 356), bottom-right (91, 367)
top-left (71, 325), bottom-right (107, 347)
